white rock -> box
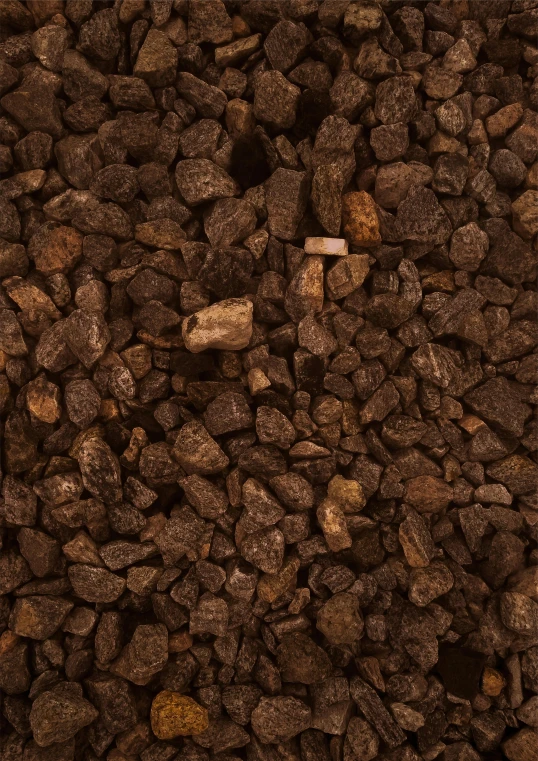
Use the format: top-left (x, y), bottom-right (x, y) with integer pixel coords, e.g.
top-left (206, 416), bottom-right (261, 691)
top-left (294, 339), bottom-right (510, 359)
top-left (182, 298), bottom-right (253, 353)
top-left (304, 237), bottom-right (348, 256)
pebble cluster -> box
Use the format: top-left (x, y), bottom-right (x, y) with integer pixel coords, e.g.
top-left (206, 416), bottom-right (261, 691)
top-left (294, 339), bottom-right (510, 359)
top-left (0, 1), bottom-right (537, 761)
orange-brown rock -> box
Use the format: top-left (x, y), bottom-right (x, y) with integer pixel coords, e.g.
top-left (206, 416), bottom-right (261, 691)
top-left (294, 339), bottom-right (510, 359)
top-left (29, 224), bottom-right (83, 276)
top-left (150, 691), bottom-right (208, 739)
top-left (342, 191), bottom-right (381, 247)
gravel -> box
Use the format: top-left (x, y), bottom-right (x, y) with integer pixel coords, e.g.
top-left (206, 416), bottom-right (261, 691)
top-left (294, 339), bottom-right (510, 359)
top-left (0, 1), bottom-right (536, 760)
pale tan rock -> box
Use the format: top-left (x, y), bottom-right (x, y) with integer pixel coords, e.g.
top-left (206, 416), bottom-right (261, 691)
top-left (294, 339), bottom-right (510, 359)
top-left (317, 498), bottom-right (352, 552)
top-left (304, 237), bottom-right (348, 256)
top-left (327, 475), bottom-right (366, 513)
top-left (182, 298), bottom-right (253, 353)
top-left (248, 367), bottom-right (271, 395)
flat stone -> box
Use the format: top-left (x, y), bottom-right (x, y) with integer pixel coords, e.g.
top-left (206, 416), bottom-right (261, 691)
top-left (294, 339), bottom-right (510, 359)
top-left (404, 476), bottom-right (453, 513)
top-left (68, 565), bottom-right (126, 603)
top-left (304, 237), bottom-right (348, 256)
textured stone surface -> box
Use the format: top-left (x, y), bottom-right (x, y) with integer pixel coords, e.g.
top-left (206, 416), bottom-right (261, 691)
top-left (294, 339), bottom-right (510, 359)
top-left (0, 4), bottom-right (535, 759)
top-left (150, 691), bottom-right (208, 739)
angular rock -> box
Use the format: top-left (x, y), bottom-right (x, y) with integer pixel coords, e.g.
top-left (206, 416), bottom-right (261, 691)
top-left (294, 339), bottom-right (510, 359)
top-left (151, 691), bottom-right (209, 739)
top-left (134, 29), bottom-right (178, 88)
top-left (182, 298), bottom-right (253, 353)
top-left (342, 192), bottom-right (381, 247)
top-left (10, 596), bottom-right (73, 640)
top-left (175, 159), bottom-right (239, 206)
top-left (30, 683), bottom-right (98, 747)
top-left (251, 696), bottom-right (311, 744)
top-left (265, 168), bottom-right (309, 240)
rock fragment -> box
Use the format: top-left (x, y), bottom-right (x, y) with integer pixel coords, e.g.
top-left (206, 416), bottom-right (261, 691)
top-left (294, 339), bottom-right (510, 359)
top-left (182, 298), bottom-right (253, 353)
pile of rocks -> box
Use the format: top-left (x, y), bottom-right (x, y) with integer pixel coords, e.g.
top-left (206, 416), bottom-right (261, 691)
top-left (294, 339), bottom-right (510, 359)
top-left (0, 1), bottom-right (536, 760)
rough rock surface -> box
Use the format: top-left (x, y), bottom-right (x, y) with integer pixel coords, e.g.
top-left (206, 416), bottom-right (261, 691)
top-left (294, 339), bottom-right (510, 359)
top-left (0, 3), bottom-right (535, 760)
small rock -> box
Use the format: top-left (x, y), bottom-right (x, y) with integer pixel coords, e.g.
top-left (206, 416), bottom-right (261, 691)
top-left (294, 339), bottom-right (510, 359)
top-left (344, 716), bottom-right (380, 761)
top-left (503, 728), bottom-right (538, 761)
top-left (241, 526), bottom-right (285, 574)
top-left (405, 476), bottom-right (453, 513)
top-left (173, 421), bottom-right (229, 475)
top-left (341, 192), bottom-right (381, 247)
top-left (265, 168), bottom-right (309, 240)
top-left (251, 696), bottom-right (311, 744)
top-left (410, 343), bottom-right (457, 388)
top-left (0, 309), bottom-right (27, 356)
top-left (317, 592), bottom-right (364, 645)
top-left (151, 691), bottom-right (208, 739)
top-left (264, 20), bottom-right (310, 73)
top-left (408, 564), bottom-right (454, 606)
top-left (397, 186), bottom-right (452, 245)
top-left (449, 222), bottom-right (489, 271)
top-left (254, 71), bottom-right (301, 131)
top-left (399, 509), bottom-right (435, 567)
top-left (188, 0), bottom-right (232, 44)
top-left (500, 592), bottom-right (538, 636)
top-left (10, 595), bottom-right (73, 640)
top-left (350, 677), bottom-right (406, 748)
top-left (465, 377), bottom-right (532, 438)
top-left (30, 682), bottom-right (98, 747)
top-left (176, 72), bottom-right (227, 120)
top-left (175, 159), bottom-right (239, 206)
top-left (276, 632), bottom-right (332, 684)
top-left (285, 256), bottom-right (324, 323)
top-left (1, 86), bottom-right (63, 139)
top-left (256, 406), bottom-right (296, 450)
top-left (374, 76), bottom-right (416, 125)
top-left (133, 29), bottom-right (178, 88)
top-left (182, 298), bottom-right (253, 353)
top-left (304, 237), bottom-right (348, 256)
top-left (68, 565), bottom-right (126, 603)
top-left (317, 498), bottom-right (352, 552)
top-left (311, 163), bottom-right (344, 236)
